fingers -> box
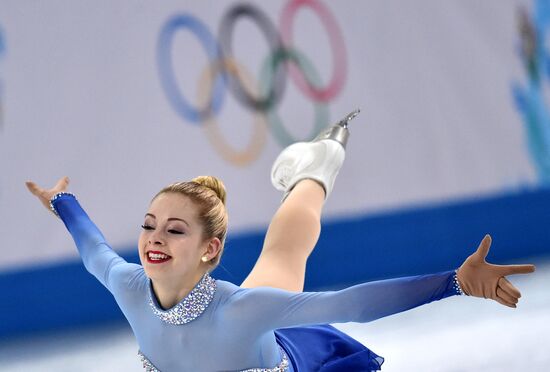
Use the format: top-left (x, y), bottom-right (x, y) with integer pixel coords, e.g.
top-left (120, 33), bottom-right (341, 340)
top-left (496, 263), bottom-right (536, 276)
top-left (25, 181), bottom-right (44, 196)
top-left (494, 277), bottom-right (524, 308)
top-left (54, 176), bottom-right (70, 191)
top-left (26, 177), bottom-right (70, 197)
top-left (496, 286), bottom-right (518, 306)
top-left (474, 234), bottom-right (492, 260)
top-left (494, 294), bottom-right (517, 308)
top-left (474, 235), bottom-right (536, 276)
top-left (498, 277), bottom-right (521, 298)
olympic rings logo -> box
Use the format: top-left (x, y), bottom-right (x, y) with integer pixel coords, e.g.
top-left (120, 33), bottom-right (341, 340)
top-left (157, 0), bottom-right (347, 165)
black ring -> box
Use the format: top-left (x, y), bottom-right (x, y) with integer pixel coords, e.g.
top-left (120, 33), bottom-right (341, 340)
top-left (218, 3), bottom-right (286, 111)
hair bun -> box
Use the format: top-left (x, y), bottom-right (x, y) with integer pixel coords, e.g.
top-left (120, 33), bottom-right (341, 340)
top-left (192, 176), bottom-right (227, 204)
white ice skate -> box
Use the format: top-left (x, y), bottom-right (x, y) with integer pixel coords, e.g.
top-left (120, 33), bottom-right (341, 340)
top-left (271, 110), bottom-right (360, 200)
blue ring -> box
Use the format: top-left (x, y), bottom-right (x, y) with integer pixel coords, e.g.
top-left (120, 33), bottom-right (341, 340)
top-left (157, 14), bottom-right (225, 124)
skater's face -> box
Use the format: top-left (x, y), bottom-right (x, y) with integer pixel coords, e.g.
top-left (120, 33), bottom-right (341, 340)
top-left (138, 192), bottom-right (220, 283)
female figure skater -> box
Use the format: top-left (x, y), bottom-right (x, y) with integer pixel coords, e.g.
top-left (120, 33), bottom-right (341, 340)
top-left (26, 116), bottom-right (535, 371)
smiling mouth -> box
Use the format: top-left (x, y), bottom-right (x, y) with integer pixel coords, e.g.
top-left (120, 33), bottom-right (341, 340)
top-left (146, 251), bottom-right (172, 264)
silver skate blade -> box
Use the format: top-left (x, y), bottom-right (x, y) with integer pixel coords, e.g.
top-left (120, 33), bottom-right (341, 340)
top-left (313, 108), bottom-right (360, 148)
top-left (338, 109), bottom-right (360, 128)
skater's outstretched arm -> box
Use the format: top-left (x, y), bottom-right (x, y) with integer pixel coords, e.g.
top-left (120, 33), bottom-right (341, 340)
top-left (26, 178), bottom-right (144, 293)
top-left (231, 236), bottom-right (535, 331)
top-left (234, 270), bottom-right (460, 331)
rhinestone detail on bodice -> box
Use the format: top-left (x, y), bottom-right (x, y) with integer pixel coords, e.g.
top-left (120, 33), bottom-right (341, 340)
top-left (148, 273), bottom-right (216, 325)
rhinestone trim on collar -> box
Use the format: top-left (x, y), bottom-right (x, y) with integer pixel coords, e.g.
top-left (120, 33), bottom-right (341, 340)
top-left (148, 273), bottom-right (216, 325)
top-left (138, 346), bottom-right (290, 372)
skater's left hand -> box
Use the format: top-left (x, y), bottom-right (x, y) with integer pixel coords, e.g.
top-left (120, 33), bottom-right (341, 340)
top-left (456, 235), bottom-right (535, 308)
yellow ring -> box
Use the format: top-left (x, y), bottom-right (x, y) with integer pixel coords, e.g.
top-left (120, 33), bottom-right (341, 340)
top-left (198, 59), bottom-right (268, 166)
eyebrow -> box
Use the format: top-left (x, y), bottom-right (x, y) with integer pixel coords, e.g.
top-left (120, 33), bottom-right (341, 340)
top-left (145, 213), bottom-right (190, 227)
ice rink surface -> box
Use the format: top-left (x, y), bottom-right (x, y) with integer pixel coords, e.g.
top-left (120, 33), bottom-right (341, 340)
top-left (1, 260), bottom-right (549, 372)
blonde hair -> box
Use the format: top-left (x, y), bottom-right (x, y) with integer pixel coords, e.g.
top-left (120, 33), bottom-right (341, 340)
top-left (154, 176), bottom-right (228, 268)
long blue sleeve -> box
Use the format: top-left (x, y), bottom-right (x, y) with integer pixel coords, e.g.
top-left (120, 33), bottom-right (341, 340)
top-left (224, 270), bottom-right (459, 332)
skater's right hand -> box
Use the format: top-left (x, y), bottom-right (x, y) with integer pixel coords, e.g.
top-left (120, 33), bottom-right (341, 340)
top-left (26, 176), bottom-right (70, 215)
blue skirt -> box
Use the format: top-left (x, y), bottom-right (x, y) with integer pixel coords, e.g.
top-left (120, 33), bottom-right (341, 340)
top-left (274, 325), bottom-right (384, 371)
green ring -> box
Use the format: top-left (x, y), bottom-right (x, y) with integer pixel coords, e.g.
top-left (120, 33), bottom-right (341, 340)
top-left (260, 47), bottom-right (329, 147)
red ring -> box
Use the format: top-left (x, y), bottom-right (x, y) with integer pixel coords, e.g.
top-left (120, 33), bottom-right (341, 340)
top-left (280, 0), bottom-right (347, 102)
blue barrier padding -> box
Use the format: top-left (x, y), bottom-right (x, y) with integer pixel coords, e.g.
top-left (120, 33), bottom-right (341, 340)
top-left (1, 189), bottom-right (549, 339)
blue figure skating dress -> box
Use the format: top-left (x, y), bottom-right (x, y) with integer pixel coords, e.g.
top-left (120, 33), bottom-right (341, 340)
top-left (52, 193), bottom-right (462, 371)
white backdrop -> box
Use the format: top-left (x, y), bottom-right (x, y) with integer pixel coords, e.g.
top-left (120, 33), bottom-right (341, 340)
top-left (0, 0), bottom-right (542, 270)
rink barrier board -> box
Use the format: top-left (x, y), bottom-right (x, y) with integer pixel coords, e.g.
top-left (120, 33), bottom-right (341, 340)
top-left (1, 188), bottom-right (549, 339)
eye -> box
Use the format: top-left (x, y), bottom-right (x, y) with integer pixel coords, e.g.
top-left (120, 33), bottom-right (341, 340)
top-left (168, 229), bottom-right (184, 235)
top-left (141, 224), bottom-right (154, 231)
